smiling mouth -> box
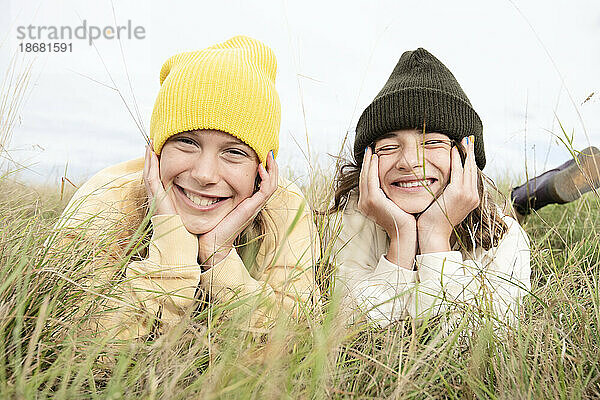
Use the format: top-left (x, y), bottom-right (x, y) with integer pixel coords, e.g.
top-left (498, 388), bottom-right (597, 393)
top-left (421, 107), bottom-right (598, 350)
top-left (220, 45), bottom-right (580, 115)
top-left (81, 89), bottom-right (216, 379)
top-left (392, 178), bottom-right (436, 188)
top-left (178, 186), bottom-right (229, 207)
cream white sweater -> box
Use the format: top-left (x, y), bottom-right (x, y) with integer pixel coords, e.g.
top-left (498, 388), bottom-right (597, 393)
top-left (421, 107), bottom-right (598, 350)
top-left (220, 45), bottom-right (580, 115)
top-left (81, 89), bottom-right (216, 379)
top-left (332, 197), bottom-right (531, 327)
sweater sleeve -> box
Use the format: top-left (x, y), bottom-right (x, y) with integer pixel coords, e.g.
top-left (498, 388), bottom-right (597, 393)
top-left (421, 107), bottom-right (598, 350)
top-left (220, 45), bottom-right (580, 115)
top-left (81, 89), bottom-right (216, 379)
top-left (56, 212), bottom-right (203, 340)
top-left (198, 183), bottom-right (319, 332)
top-left (415, 216), bottom-right (531, 323)
top-left (117, 214), bottom-right (202, 338)
top-left (335, 207), bottom-right (531, 328)
top-left (46, 159), bottom-right (205, 340)
top-left (333, 207), bottom-right (418, 327)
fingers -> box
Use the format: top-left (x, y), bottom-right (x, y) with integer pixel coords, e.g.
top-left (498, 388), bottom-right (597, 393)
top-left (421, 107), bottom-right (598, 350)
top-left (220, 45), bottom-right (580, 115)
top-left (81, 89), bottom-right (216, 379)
top-left (460, 136), bottom-right (476, 186)
top-left (221, 188), bottom-right (266, 236)
top-left (459, 135), bottom-right (480, 211)
top-left (449, 143), bottom-right (463, 186)
top-left (358, 147), bottom-right (371, 207)
top-left (143, 144), bottom-right (151, 194)
top-left (234, 151), bottom-right (278, 217)
top-left (143, 140), bottom-right (177, 216)
top-left (266, 150), bottom-right (279, 194)
top-left (466, 135), bottom-right (480, 208)
top-left (144, 143), bottom-right (160, 197)
top-left (419, 136), bottom-right (480, 231)
top-left (367, 152), bottom-right (381, 194)
top-left (145, 142), bottom-right (163, 197)
top-left (203, 151), bottom-right (279, 244)
top-left (466, 135), bottom-right (478, 191)
top-left (362, 148), bottom-right (391, 214)
top-left (257, 150), bottom-right (278, 199)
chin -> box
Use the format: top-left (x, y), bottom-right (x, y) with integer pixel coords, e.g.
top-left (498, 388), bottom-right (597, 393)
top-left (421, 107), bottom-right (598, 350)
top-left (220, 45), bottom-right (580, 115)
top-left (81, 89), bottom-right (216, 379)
top-left (404, 206), bottom-right (429, 215)
top-left (391, 197), bottom-right (436, 215)
top-left (180, 217), bottom-right (219, 235)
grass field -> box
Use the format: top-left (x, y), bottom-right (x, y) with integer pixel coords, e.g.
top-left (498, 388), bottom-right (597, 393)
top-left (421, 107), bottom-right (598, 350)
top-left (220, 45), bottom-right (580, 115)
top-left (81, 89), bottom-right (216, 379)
top-left (1, 46), bottom-right (599, 399)
top-left (1, 162), bottom-right (599, 399)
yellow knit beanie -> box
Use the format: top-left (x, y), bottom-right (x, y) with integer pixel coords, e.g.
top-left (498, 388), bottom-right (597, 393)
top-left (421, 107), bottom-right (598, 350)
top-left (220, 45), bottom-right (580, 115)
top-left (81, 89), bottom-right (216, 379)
top-left (149, 35), bottom-right (280, 164)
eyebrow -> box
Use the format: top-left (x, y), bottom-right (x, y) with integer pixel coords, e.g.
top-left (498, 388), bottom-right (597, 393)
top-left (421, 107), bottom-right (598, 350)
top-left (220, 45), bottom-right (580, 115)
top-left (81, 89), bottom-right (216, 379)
top-left (221, 138), bottom-right (249, 147)
top-left (375, 131), bottom-right (446, 142)
top-left (375, 132), bottom-right (398, 142)
top-left (176, 132), bottom-right (251, 147)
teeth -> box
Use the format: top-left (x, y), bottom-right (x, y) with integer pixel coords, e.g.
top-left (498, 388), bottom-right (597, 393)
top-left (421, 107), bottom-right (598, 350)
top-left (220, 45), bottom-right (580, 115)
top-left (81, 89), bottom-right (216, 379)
top-left (183, 189), bottom-right (220, 207)
top-left (395, 179), bottom-right (433, 188)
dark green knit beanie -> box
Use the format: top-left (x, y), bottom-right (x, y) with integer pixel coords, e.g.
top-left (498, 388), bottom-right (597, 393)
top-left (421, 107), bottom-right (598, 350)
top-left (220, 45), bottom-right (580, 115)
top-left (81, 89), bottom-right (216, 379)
top-left (354, 48), bottom-right (486, 169)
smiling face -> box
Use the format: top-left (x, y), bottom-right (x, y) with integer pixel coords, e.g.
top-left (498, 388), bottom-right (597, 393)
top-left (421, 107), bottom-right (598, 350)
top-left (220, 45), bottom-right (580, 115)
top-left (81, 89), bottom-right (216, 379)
top-left (159, 129), bottom-right (259, 235)
top-left (374, 129), bottom-right (453, 214)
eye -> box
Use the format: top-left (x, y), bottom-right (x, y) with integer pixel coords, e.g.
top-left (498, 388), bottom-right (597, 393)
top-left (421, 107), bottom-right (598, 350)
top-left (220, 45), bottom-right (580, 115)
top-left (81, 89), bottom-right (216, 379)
top-left (423, 139), bottom-right (452, 149)
top-left (374, 145), bottom-right (400, 155)
top-left (175, 137), bottom-right (197, 146)
top-left (224, 147), bottom-right (250, 158)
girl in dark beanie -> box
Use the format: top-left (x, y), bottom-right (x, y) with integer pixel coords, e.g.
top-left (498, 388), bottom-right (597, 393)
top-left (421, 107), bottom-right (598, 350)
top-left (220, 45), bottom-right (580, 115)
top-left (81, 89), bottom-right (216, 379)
top-left (331, 48), bottom-right (600, 328)
top-left (331, 48), bottom-right (531, 328)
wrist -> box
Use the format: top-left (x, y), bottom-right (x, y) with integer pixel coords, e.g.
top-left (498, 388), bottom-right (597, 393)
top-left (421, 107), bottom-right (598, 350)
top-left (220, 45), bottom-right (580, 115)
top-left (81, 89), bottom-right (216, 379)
top-left (416, 218), bottom-right (453, 253)
top-left (198, 244), bottom-right (234, 270)
top-left (418, 233), bottom-right (452, 254)
top-left (386, 232), bottom-right (417, 270)
top-left (147, 192), bottom-right (177, 216)
top-left (383, 217), bottom-right (416, 240)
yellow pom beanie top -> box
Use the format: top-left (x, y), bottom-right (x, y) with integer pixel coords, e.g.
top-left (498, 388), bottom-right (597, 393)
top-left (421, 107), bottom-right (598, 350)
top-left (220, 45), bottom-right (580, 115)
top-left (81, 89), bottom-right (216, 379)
top-left (149, 36), bottom-right (281, 164)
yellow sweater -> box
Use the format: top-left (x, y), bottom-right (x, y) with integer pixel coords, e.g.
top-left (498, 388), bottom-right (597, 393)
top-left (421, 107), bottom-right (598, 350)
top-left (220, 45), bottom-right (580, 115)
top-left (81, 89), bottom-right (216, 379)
top-left (52, 157), bottom-right (319, 340)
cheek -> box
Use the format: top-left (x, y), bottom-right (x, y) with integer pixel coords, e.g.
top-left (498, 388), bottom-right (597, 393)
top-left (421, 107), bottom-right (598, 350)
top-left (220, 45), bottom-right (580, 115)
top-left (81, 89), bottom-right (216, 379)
top-left (435, 155), bottom-right (452, 185)
top-left (230, 165), bottom-right (258, 197)
top-left (158, 152), bottom-right (181, 185)
top-left (377, 157), bottom-right (394, 182)
top-left (157, 156), bottom-right (171, 184)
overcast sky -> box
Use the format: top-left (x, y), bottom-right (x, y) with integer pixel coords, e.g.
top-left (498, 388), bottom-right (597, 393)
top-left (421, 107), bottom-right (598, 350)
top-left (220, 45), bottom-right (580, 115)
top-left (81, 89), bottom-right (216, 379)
top-left (1, 0), bottom-right (599, 186)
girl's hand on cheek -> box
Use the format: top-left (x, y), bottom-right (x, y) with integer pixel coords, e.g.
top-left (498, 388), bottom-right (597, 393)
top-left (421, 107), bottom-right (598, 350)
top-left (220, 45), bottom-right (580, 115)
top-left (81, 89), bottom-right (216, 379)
top-left (198, 151), bottom-right (279, 268)
top-left (144, 142), bottom-right (178, 216)
top-left (417, 136), bottom-right (480, 253)
top-left (358, 147), bottom-right (417, 269)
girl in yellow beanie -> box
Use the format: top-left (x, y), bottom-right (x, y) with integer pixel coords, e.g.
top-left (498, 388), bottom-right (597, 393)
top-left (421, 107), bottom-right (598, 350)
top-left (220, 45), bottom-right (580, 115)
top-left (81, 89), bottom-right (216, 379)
top-left (52, 36), bottom-right (319, 340)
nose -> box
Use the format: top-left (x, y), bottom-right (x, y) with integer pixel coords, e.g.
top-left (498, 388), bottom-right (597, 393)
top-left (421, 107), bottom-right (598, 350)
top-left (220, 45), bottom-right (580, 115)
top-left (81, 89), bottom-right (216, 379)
top-left (190, 152), bottom-right (220, 186)
top-left (394, 140), bottom-right (423, 172)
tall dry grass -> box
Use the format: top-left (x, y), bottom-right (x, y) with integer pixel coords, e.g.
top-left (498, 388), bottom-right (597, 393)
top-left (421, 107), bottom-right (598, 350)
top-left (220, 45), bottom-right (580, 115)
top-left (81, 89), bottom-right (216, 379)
top-left (2, 50), bottom-right (600, 400)
top-left (2, 155), bottom-right (600, 398)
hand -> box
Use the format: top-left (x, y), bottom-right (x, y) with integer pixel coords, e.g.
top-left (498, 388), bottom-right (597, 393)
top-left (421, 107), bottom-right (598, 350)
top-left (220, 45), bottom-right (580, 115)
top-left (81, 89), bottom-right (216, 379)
top-left (198, 151), bottom-right (279, 267)
top-left (358, 147), bottom-right (417, 269)
top-left (144, 141), bottom-right (177, 216)
top-left (417, 136), bottom-right (480, 253)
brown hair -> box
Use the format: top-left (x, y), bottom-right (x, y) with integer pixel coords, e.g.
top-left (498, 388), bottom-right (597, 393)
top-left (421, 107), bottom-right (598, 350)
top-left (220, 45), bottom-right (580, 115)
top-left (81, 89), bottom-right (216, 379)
top-left (330, 140), bottom-right (508, 252)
